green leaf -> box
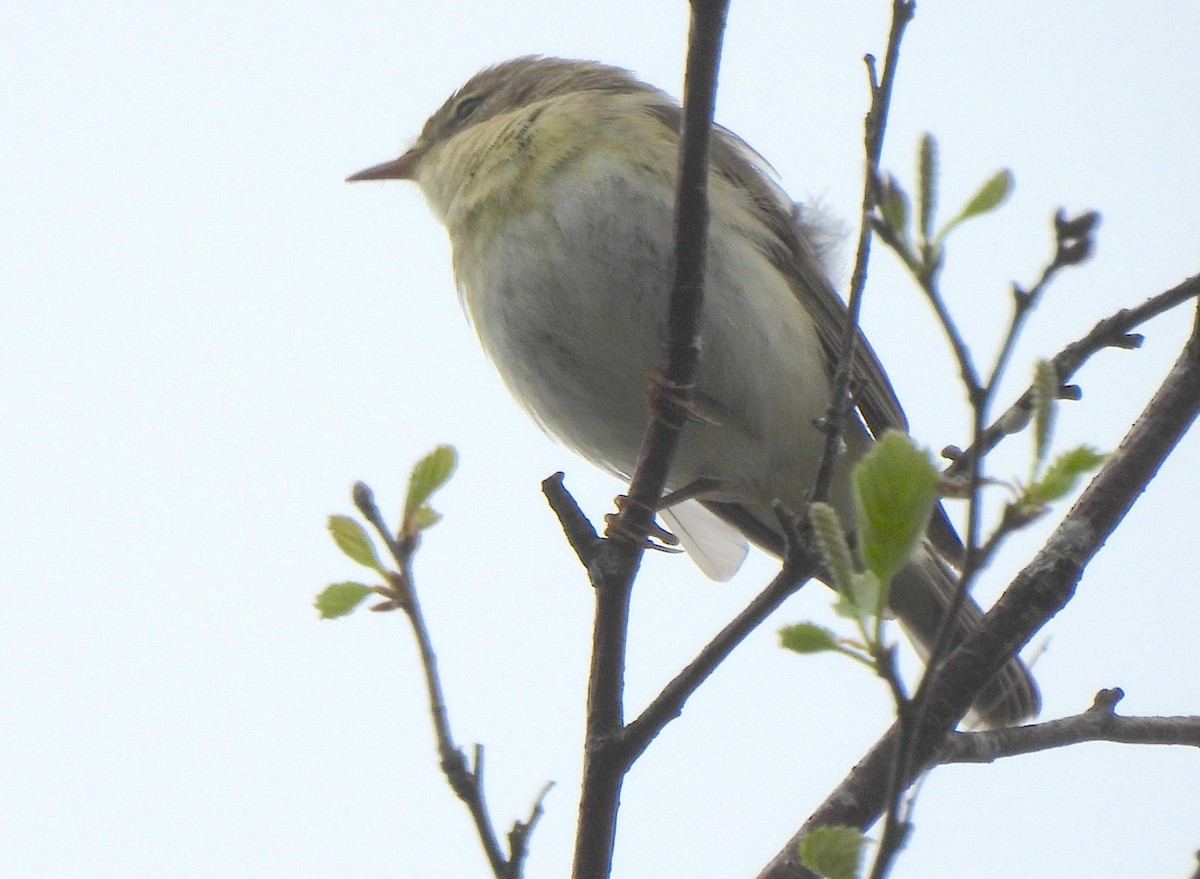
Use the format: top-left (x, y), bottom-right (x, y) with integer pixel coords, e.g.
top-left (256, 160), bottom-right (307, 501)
top-left (405, 445), bottom-right (458, 519)
top-left (409, 506), bottom-right (443, 531)
top-left (918, 133), bottom-right (938, 245)
top-left (960, 168), bottom-right (1013, 217)
top-left (809, 503), bottom-right (855, 595)
top-left (799, 825), bottom-right (868, 879)
top-left (1031, 359), bottom-right (1059, 478)
top-left (810, 503), bottom-right (882, 638)
top-left (936, 168), bottom-right (1013, 242)
top-left (314, 581), bottom-right (373, 619)
top-left (328, 515), bottom-right (385, 573)
top-left (853, 432), bottom-right (939, 585)
top-left (779, 622), bottom-right (842, 655)
top-left (878, 174), bottom-right (912, 246)
top-left (831, 572), bottom-right (883, 643)
top-left (852, 571), bottom-right (883, 625)
top-left (1023, 446), bottom-right (1108, 507)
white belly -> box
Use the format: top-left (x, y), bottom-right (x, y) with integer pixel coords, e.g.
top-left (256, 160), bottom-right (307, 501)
top-left (456, 169), bottom-right (837, 514)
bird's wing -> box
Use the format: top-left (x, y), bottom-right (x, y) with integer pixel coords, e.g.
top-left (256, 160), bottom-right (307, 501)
top-left (641, 99), bottom-right (963, 565)
top-left (707, 123), bottom-right (911, 436)
top-left (707, 123), bottom-right (966, 565)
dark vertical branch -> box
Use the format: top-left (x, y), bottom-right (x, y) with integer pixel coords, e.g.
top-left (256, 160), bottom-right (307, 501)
top-left (570, 4), bottom-right (730, 878)
top-left (614, 0), bottom-right (730, 536)
top-left (351, 484), bottom-right (530, 879)
top-left (811, 0), bottom-right (916, 500)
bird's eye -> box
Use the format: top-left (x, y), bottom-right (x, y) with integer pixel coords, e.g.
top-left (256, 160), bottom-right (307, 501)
top-left (453, 96), bottom-right (483, 123)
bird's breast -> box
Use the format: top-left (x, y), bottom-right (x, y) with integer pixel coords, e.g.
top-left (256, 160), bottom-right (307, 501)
top-left (456, 169), bottom-right (675, 475)
top-left (449, 156), bottom-right (834, 511)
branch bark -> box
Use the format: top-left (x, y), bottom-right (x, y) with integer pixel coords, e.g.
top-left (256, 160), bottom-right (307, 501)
top-left (812, 0), bottom-right (916, 501)
top-left (351, 483), bottom-right (546, 879)
top-left (945, 271), bottom-right (1200, 478)
top-left (570, 4), bottom-right (730, 878)
top-left (940, 690), bottom-right (1200, 762)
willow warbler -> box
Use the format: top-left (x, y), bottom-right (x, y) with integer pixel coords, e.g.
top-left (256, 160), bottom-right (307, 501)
top-left (349, 56), bottom-right (1039, 725)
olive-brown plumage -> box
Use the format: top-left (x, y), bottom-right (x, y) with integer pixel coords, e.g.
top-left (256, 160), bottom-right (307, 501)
top-left (350, 56), bottom-right (1039, 725)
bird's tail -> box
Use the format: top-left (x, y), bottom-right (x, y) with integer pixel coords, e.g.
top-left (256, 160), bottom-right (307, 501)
top-left (889, 546), bottom-right (1041, 728)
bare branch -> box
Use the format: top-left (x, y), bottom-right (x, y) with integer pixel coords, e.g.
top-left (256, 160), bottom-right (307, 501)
top-left (541, 472), bottom-right (602, 567)
top-left (983, 210), bottom-right (1101, 400)
top-left (623, 560), bottom-right (815, 761)
top-left (940, 690), bottom-right (1200, 763)
top-left (606, 0), bottom-right (730, 551)
top-left (352, 484), bottom-right (543, 879)
top-left (812, 0), bottom-right (916, 501)
top-left (570, 5), bottom-right (730, 879)
top-left (508, 782), bottom-right (557, 875)
top-left (945, 271), bottom-right (1200, 478)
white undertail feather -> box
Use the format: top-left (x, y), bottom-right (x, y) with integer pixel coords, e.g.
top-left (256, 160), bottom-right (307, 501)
top-left (660, 500), bottom-right (749, 582)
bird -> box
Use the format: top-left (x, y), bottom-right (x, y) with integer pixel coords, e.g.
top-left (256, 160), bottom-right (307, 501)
top-left (347, 56), bottom-right (1039, 726)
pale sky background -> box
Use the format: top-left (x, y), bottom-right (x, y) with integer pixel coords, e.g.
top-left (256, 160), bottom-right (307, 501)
top-left (4, 2), bottom-right (1199, 878)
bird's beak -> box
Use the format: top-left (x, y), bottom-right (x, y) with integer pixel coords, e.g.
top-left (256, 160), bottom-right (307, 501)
top-left (346, 147), bottom-right (425, 182)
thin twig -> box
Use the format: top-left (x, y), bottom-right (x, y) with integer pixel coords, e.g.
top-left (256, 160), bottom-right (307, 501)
top-left (871, 208), bottom-right (1103, 879)
top-left (981, 211), bottom-right (1097, 401)
top-left (613, 498), bottom-right (828, 760)
top-left (352, 484), bottom-right (537, 879)
top-left (622, 558), bottom-right (816, 760)
top-left (541, 473), bottom-right (602, 567)
top-left (609, 0), bottom-right (728, 541)
top-left (940, 690), bottom-right (1200, 762)
top-left (508, 782), bottom-right (557, 874)
top-left (811, 0), bottom-right (916, 501)
top-left (945, 270), bottom-right (1200, 478)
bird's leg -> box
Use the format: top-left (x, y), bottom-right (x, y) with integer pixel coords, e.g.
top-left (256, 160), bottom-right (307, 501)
top-left (604, 495), bottom-right (683, 551)
top-left (603, 372), bottom-right (728, 550)
top-left (655, 476), bottom-right (724, 510)
top-left (604, 477), bottom-right (727, 551)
